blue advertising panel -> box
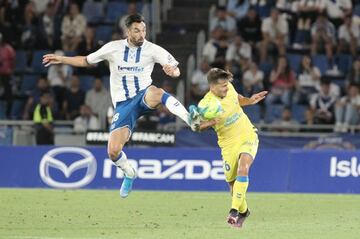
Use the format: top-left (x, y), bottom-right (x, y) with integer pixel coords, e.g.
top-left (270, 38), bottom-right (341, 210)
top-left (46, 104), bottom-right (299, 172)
top-left (0, 146), bottom-right (359, 193)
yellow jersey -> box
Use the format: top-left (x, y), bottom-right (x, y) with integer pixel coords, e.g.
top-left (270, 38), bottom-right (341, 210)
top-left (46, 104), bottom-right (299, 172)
top-left (203, 83), bottom-right (256, 149)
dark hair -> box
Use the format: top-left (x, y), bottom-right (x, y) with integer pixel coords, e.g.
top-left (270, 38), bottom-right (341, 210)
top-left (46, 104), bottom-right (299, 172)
top-left (320, 77), bottom-right (331, 85)
top-left (125, 14), bottom-right (145, 28)
top-left (207, 68), bottom-right (233, 84)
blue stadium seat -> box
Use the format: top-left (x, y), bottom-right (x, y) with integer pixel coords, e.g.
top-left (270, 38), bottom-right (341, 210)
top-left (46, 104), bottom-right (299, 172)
top-left (20, 75), bottom-right (38, 95)
top-left (337, 54), bottom-right (352, 75)
top-left (258, 62), bottom-right (273, 76)
top-left (354, 4), bottom-right (360, 16)
top-left (95, 25), bottom-right (113, 42)
top-left (10, 99), bottom-right (25, 120)
top-left (287, 53), bottom-right (303, 73)
top-left (312, 55), bottom-right (329, 75)
top-left (31, 50), bottom-right (51, 73)
top-left (79, 75), bottom-right (95, 91)
top-left (265, 104), bottom-right (284, 123)
top-left (291, 104), bottom-right (307, 123)
top-left (15, 50), bottom-right (27, 73)
top-left (83, 1), bottom-right (104, 23)
top-left (243, 104), bottom-right (261, 123)
top-left (0, 101), bottom-right (6, 119)
top-left (105, 2), bottom-right (127, 23)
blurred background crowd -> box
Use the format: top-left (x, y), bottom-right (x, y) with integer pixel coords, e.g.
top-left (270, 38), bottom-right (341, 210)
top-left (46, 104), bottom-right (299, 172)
top-left (1, 0), bottom-right (360, 145)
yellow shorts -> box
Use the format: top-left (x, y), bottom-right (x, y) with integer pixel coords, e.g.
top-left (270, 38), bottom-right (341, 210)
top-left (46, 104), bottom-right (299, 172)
top-left (221, 133), bottom-right (259, 182)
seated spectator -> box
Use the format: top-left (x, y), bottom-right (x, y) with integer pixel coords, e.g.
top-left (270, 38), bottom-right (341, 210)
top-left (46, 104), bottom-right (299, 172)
top-left (202, 26), bottom-right (228, 68)
top-left (325, 0), bottom-right (352, 28)
top-left (47, 50), bottom-right (73, 112)
top-left (260, 8), bottom-right (288, 63)
top-left (209, 6), bottom-right (237, 38)
top-left (191, 59), bottom-right (210, 103)
top-left (315, 76), bottom-right (341, 99)
top-left (77, 26), bottom-right (98, 56)
top-left (116, 1), bottom-right (138, 37)
top-left (85, 78), bottom-right (112, 130)
top-left (236, 7), bottom-right (262, 47)
top-left (310, 13), bottom-right (336, 64)
top-left (61, 2), bottom-right (87, 51)
top-left (41, 2), bottom-right (56, 49)
top-left (334, 83), bottom-right (360, 132)
top-left (33, 92), bottom-right (54, 145)
top-left (0, 32), bottom-right (15, 118)
top-left (337, 15), bottom-right (359, 57)
top-left (272, 107), bottom-right (300, 132)
top-left (266, 56), bottom-right (296, 107)
top-left (74, 104), bottom-right (100, 133)
top-left (23, 77), bottom-right (55, 120)
top-left (63, 75), bottom-right (85, 120)
top-left (242, 62), bottom-right (264, 97)
top-left (225, 35), bottom-right (252, 70)
top-left (347, 58), bottom-right (360, 85)
top-left (310, 78), bottom-right (337, 124)
top-left (295, 55), bottom-right (321, 104)
top-left (295, 0), bottom-right (325, 31)
top-left (20, 2), bottom-right (41, 49)
top-left (226, 0), bottom-right (250, 20)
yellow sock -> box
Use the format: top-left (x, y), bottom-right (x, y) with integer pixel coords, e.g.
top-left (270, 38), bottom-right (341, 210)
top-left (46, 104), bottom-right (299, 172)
top-left (231, 176), bottom-right (249, 211)
top-left (239, 198), bottom-right (248, 213)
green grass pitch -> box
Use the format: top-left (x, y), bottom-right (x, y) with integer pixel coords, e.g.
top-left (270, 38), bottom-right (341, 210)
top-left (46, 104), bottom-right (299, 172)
top-left (0, 189), bottom-right (359, 239)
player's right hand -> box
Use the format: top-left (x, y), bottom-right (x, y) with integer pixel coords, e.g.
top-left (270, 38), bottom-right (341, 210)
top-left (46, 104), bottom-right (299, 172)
top-left (42, 54), bottom-right (63, 67)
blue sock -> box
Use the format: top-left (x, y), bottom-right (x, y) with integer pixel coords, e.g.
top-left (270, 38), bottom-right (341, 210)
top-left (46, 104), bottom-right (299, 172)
top-left (236, 176), bottom-right (249, 182)
top-left (161, 92), bottom-right (171, 105)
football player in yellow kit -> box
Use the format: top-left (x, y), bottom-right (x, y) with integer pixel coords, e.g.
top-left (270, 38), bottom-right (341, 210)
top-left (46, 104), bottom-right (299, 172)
top-left (192, 68), bottom-right (267, 228)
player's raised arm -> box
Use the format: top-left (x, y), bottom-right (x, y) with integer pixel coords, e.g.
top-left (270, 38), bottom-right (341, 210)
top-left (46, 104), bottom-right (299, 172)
top-left (238, 91), bottom-right (268, 106)
top-left (42, 54), bottom-right (90, 67)
top-left (198, 118), bottom-right (220, 132)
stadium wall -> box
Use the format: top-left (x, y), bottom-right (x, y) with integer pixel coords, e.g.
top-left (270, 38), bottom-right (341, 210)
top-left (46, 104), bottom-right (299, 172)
top-left (0, 146), bottom-right (359, 194)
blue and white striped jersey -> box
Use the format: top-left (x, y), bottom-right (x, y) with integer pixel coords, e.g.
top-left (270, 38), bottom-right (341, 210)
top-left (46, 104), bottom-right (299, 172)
top-left (86, 39), bottom-right (179, 107)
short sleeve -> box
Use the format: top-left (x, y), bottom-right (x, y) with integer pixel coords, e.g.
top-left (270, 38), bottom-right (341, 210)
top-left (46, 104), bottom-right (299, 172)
top-left (152, 43), bottom-right (179, 67)
top-left (86, 42), bottom-right (114, 65)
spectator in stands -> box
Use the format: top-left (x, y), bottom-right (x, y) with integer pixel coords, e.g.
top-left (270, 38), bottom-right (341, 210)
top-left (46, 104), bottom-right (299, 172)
top-left (310, 78), bottom-right (337, 124)
top-left (41, 2), bottom-right (56, 49)
top-left (347, 58), bottom-right (360, 85)
top-left (272, 107), bottom-right (300, 132)
top-left (334, 83), bottom-right (360, 132)
top-left (47, 50), bottom-right (73, 114)
top-left (31, 0), bottom-right (51, 15)
top-left (242, 62), bottom-right (264, 97)
top-left (0, 32), bottom-right (15, 118)
top-left (295, 0), bottom-right (325, 31)
top-left (23, 77), bottom-right (54, 120)
top-left (310, 13), bottom-right (336, 64)
top-left (295, 55), bottom-right (321, 104)
top-left (77, 26), bottom-right (98, 56)
top-left (226, 0), bottom-right (250, 20)
top-left (260, 8), bottom-right (288, 63)
top-left (202, 26), bottom-right (228, 68)
top-left (191, 59), bottom-right (210, 103)
top-left (209, 5), bottom-right (237, 38)
top-left (33, 91), bottom-right (54, 145)
top-left (61, 2), bottom-right (87, 51)
top-left (117, 1), bottom-right (138, 37)
top-left (315, 76), bottom-right (341, 98)
top-left (73, 104), bottom-right (100, 133)
top-left (266, 56), bottom-right (296, 107)
top-left (337, 15), bottom-right (359, 57)
top-left (236, 7), bottom-right (262, 47)
top-left (20, 2), bottom-right (40, 49)
top-left (225, 35), bottom-right (252, 70)
top-left (85, 78), bottom-right (112, 130)
top-left (325, 0), bottom-right (352, 28)
top-left (63, 75), bottom-right (85, 120)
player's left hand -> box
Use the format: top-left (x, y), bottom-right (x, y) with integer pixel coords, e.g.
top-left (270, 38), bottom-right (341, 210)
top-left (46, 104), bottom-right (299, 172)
top-left (250, 91), bottom-right (268, 104)
top-left (163, 64), bottom-right (180, 77)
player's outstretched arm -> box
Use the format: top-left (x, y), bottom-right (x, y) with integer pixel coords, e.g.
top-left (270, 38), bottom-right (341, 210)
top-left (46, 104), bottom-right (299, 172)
top-left (198, 118), bottom-right (220, 132)
top-left (238, 91), bottom-right (268, 106)
top-left (163, 64), bottom-right (180, 78)
top-left (42, 54), bottom-right (90, 68)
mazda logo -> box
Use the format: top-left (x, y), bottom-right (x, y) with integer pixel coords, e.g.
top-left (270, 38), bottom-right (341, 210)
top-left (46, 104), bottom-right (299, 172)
top-left (39, 147), bottom-right (97, 189)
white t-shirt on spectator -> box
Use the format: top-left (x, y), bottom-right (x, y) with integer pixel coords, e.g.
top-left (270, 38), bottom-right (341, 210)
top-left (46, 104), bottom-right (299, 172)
top-left (326, 0), bottom-right (352, 19)
top-left (47, 65), bottom-right (73, 87)
top-left (242, 69), bottom-right (264, 87)
top-left (225, 41), bottom-right (252, 62)
top-left (298, 67), bottom-right (321, 87)
top-left (261, 16), bottom-right (289, 41)
top-left (210, 16), bottom-right (237, 33)
top-left (202, 40), bottom-right (218, 64)
top-left (191, 70), bottom-right (209, 92)
top-left (338, 23), bottom-right (360, 44)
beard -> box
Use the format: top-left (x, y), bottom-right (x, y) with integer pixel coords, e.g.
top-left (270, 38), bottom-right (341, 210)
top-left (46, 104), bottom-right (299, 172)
top-left (130, 38), bottom-right (144, 47)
